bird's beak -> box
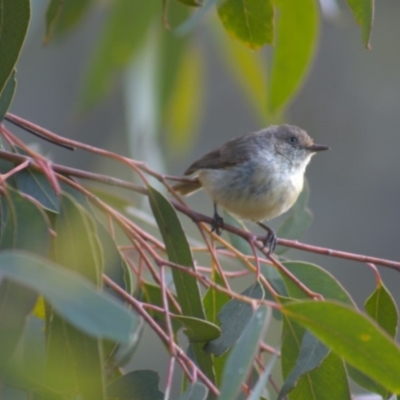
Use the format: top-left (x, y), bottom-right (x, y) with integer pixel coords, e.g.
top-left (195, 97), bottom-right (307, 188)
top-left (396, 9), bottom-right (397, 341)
top-left (307, 144), bottom-right (330, 152)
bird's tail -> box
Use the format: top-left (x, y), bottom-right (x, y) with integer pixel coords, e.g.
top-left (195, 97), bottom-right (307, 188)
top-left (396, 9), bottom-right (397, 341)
top-left (172, 179), bottom-right (202, 196)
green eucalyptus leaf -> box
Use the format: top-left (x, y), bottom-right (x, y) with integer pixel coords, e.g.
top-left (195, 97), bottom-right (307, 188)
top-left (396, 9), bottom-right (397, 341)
top-left (0, 70), bottom-right (16, 121)
top-left (365, 281), bottom-right (398, 338)
top-left (0, 251), bottom-right (136, 343)
top-left (106, 370), bottom-right (164, 400)
top-left (219, 305), bottom-right (270, 400)
top-left (44, 0), bottom-right (62, 43)
top-left (173, 315), bottom-right (221, 342)
top-left (14, 169), bottom-right (60, 213)
top-left (283, 300), bottom-right (400, 393)
top-left (278, 331), bottom-right (330, 399)
top-left (268, 0), bottom-right (319, 114)
top-left (80, 0), bottom-right (159, 110)
top-left (0, 0), bottom-right (30, 95)
top-left (345, 0), bottom-right (374, 48)
top-left (204, 281), bottom-right (264, 356)
top-left (147, 185), bottom-right (215, 382)
top-left (217, 0), bottom-right (274, 50)
top-left (0, 188), bottom-right (50, 364)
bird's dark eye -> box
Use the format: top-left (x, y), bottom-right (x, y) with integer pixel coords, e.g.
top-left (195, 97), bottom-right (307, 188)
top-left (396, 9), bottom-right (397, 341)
top-left (289, 136), bottom-right (298, 144)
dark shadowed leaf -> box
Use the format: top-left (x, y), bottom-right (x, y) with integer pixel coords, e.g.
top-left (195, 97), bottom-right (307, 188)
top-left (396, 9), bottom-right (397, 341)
top-left (0, 0), bottom-right (30, 95)
top-left (176, 0), bottom-right (203, 6)
top-left (204, 281), bottom-right (264, 356)
top-left (217, 0), bottom-right (274, 50)
top-left (282, 300), bottom-right (400, 393)
top-left (345, 0), bottom-right (374, 49)
top-left (106, 370), bottom-right (164, 400)
top-left (0, 70), bottom-right (16, 121)
top-left (276, 181), bottom-right (312, 254)
top-left (219, 305), bottom-right (270, 400)
top-left (268, 0), bottom-right (319, 114)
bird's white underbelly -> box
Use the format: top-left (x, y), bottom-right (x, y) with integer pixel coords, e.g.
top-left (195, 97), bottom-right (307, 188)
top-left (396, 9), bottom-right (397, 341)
top-left (198, 166), bottom-right (305, 222)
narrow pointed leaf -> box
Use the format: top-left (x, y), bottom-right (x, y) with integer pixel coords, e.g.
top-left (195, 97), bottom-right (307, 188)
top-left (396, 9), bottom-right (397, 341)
top-left (345, 0), bottom-right (374, 49)
top-left (44, 0), bottom-right (62, 43)
top-left (248, 355), bottom-right (276, 400)
top-left (282, 300), bottom-right (400, 393)
top-left (278, 331), bottom-right (330, 399)
top-left (147, 185), bottom-right (214, 381)
top-left (365, 281), bottom-right (398, 338)
top-left (0, 251), bottom-right (136, 343)
top-left (217, 0), bottom-right (274, 50)
top-left (204, 281), bottom-right (264, 355)
top-left (269, 0), bottom-right (319, 114)
top-left (173, 315), bottom-right (220, 342)
top-left (219, 305), bottom-right (270, 400)
top-left (0, 70), bottom-right (16, 121)
top-left (47, 0), bottom-right (92, 41)
top-left (0, 0), bottom-right (30, 95)
top-left (106, 370), bottom-right (164, 400)
top-left (147, 185), bottom-right (204, 319)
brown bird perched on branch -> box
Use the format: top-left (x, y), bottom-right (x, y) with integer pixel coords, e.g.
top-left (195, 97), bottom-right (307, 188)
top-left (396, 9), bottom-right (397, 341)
top-left (173, 125), bottom-right (329, 253)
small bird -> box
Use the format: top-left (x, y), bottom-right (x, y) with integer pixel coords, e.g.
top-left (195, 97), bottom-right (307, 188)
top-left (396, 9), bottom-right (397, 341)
top-left (173, 125), bottom-right (329, 253)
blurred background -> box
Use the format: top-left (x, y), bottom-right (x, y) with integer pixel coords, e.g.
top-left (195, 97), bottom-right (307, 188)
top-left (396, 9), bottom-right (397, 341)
top-left (7, 0), bottom-right (400, 393)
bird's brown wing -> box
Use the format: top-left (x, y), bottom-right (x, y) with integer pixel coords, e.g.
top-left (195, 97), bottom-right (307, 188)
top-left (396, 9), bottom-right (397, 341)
top-left (183, 132), bottom-right (260, 176)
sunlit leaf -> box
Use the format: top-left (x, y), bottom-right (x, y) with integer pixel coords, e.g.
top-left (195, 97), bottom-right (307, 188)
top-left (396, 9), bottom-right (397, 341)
top-left (282, 300), bottom-right (400, 393)
top-left (268, 0), bottom-right (319, 115)
top-left (0, 0), bottom-right (30, 95)
top-left (0, 70), bottom-right (16, 121)
top-left (217, 0), bottom-right (274, 50)
top-left (173, 315), bottom-right (221, 342)
top-left (345, 0), bottom-right (374, 49)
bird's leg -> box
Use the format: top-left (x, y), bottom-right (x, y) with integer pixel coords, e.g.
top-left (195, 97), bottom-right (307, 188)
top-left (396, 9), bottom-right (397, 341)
top-left (257, 222), bottom-right (277, 254)
top-left (211, 202), bottom-right (224, 235)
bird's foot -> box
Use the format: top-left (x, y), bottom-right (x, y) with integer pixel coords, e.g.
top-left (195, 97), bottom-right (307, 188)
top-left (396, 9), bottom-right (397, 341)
top-left (211, 213), bottom-right (224, 235)
top-left (257, 222), bottom-right (277, 255)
